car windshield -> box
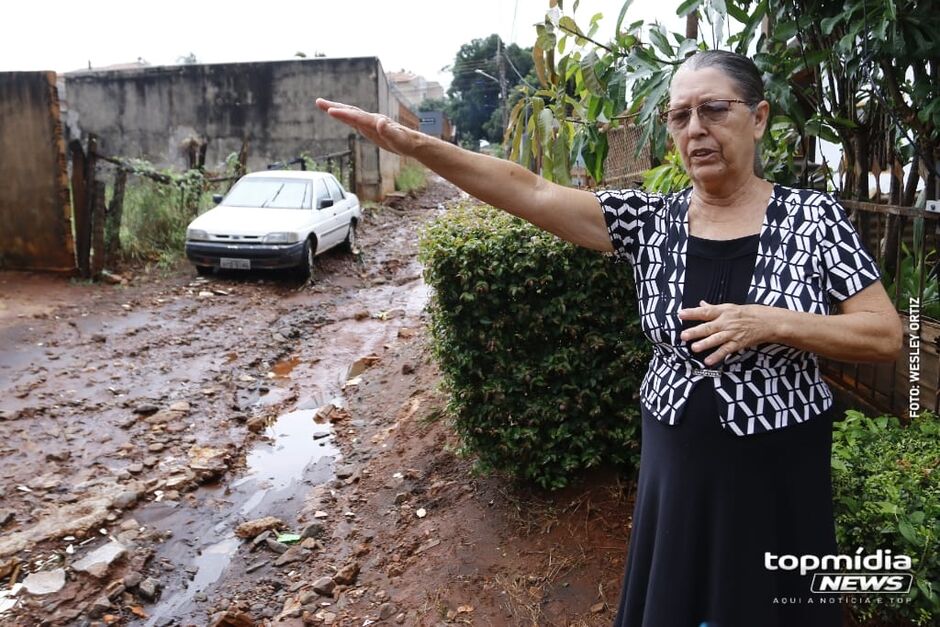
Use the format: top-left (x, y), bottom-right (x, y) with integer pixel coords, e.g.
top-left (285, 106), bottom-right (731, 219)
top-left (223, 179), bottom-right (311, 209)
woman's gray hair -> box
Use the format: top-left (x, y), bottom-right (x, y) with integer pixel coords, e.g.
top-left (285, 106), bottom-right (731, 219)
top-left (676, 50), bottom-right (767, 177)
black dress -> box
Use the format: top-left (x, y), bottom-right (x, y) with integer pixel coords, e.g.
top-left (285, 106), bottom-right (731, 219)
top-left (613, 233), bottom-right (843, 627)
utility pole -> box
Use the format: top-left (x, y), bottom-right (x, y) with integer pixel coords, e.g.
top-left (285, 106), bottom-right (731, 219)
top-left (497, 38), bottom-right (508, 134)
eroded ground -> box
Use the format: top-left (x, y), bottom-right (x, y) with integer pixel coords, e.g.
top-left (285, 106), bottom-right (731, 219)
top-left (0, 178), bottom-right (635, 627)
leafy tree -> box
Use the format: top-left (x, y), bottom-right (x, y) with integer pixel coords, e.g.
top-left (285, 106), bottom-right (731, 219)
top-left (418, 97), bottom-right (449, 112)
top-left (506, 0), bottom-right (940, 204)
top-left (446, 34), bottom-right (534, 147)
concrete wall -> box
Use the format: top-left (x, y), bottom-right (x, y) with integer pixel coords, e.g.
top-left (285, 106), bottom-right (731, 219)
top-left (64, 57), bottom-right (407, 201)
top-left (0, 72), bottom-right (74, 271)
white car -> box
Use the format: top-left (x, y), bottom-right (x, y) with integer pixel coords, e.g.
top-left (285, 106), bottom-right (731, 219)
top-left (185, 170), bottom-right (361, 279)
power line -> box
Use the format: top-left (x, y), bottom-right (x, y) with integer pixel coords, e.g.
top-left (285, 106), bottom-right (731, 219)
top-left (504, 53), bottom-right (532, 87)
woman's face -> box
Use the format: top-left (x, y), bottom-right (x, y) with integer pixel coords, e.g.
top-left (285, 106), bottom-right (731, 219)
top-left (667, 66), bottom-right (768, 186)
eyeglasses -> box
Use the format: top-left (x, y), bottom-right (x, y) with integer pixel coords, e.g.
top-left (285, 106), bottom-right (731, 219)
top-left (659, 99), bottom-right (755, 130)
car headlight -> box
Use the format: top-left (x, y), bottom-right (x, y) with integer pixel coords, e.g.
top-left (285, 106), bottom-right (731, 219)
top-left (263, 232), bottom-right (299, 244)
top-left (187, 228), bottom-right (208, 241)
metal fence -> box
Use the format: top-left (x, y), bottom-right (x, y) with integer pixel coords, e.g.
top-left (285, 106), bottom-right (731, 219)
top-left (820, 199), bottom-right (939, 419)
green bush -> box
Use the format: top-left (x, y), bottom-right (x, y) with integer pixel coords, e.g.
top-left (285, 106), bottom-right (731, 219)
top-left (394, 164), bottom-right (427, 194)
top-left (832, 409), bottom-right (940, 626)
top-left (417, 202), bottom-right (650, 490)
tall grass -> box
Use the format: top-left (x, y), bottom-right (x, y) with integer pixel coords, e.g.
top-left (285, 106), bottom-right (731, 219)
top-left (394, 164), bottom-right (428, 194)
top-left (115, 179), bottom-right (215, 265)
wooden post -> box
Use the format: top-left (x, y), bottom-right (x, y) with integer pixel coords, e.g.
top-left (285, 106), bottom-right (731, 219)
top-left (348, 133), bottom-right (359, 196)
top-left (106, 169), bottom-right (127, 268)
top-left (237, 138), bottom-right (249, 176)
top-left (69, 139), bottom-right (91, 278)
top-left (82, 135), bottom-right (98, 278)
top-left (229, 138), bottom-right (249, 192)
top-left (91, 180), bottom-right (107, 277)
top-left (685, 13), bottom-right (698, 41)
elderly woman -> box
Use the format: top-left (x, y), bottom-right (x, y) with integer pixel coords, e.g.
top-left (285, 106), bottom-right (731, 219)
top-left (317, 50), bottom-right (902, 627)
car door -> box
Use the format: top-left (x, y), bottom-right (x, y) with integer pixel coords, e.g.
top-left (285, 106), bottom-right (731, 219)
top-left (313, 178), bottom-right (339, 249)
top-left (324, 176), bottom-right (351, 244)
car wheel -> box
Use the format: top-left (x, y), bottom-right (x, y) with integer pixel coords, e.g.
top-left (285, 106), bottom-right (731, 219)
top-left (297, 237), bottom-right (316, 281)
top-left (195, 265), bottom-right (213, 276)
top-left (342, 220), bottom-right (359, 254)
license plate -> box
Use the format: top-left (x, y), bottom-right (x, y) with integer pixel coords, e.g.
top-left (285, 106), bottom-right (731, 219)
top-left (220, 258), bottom-right (250, 270)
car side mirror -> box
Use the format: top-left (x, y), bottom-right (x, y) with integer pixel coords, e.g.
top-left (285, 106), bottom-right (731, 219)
top-left (212, 194), bottom-right (224, 204)
top-left (318, 198), bottom-right (334, 209)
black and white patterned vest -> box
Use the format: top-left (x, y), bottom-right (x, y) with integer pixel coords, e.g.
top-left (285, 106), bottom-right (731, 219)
top-left (595, 183), bottom-right (882, 436)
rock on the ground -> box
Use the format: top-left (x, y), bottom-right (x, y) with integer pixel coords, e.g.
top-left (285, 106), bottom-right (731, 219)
top-left (275, 597), bottom-right (302, 621)
top-left (88, 594), bottom-right (111, 617)
top-left (208, 610), bottom-right (255, 626)
top-left (300, 522), bottom-right (324, 539)
top-left (71, 540), bottom-right (127, 578)
top-left (315, 610), bottom-right (337, 624)
top-left (245, 559), bottom-right (268, 573)
top-left (265, 538), bottom-right (289, 554)
top-left (246, 416), bottom-right (267, 433)
top-left (138, 576), bottom-right (161, 602)
top-left (22, 568), bottom-right (66, 595)
top-left (274, 546), bottom-right (307, 567)
top-left (235, 516), bottom-right (283, 539)
top-left (251, 530), bottom-right (272, 549)
top-left (347, 354), bottom-right (381, 379)
top-left (123, 571), bottom-right (143, 589)
top-left (332, 561), bottom-right (360, 586)
top-left (312, 576), bottom-right (335, 596)
top-left (188, 445), bottom-right (229, 481)
top-left (112, 489), bottom-right (140, 509)
top-left (379, 603), bottom-right (396, 620)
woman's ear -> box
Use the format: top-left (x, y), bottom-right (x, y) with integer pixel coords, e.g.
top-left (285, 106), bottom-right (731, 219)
top-left (753, 100), bottom-right (770, 141)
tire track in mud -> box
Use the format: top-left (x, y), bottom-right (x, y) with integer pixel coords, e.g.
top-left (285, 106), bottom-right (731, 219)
top-left (1, 177), bottom-right (461, 625)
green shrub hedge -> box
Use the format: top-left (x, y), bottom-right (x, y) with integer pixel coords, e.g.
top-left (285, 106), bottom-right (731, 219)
top-left (832, 409), bottom-right (940, 626)
top-left (417, 202), bottom-right (651, 490)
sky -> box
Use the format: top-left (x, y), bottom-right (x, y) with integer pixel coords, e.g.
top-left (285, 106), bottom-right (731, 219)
top-left (2, 0), bottom-right (685, 91)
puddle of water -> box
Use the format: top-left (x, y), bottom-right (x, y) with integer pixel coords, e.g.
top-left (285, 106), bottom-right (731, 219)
top-left (138, 408), bottom-right (340, 626)
top-left (133, 276), bottom-right (431, 625)
top-left (232, 407), bottom-right (337, 516)
top-left (253, 384), bottom-right (291, 408)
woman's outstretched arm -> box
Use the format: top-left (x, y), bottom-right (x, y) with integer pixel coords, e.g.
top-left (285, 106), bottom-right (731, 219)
top-left (316, 98), bottom-right (613, 253)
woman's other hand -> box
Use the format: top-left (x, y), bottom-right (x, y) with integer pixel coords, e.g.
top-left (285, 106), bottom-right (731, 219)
top-left (316, 98), bottom-right (420, 157)
top-left (679, 282), bottom-right (903, 365)
top-left (678, 300), bottom-right (772, 366)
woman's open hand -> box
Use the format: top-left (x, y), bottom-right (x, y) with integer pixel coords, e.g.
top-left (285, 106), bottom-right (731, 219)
top-left (315, 98), bottom-right (420, 157)
top-left (678, 300), bottom-right (775, 366)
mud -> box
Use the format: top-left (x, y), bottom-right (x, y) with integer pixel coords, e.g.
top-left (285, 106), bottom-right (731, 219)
top-left (0, 177), bottom-right (636, 626)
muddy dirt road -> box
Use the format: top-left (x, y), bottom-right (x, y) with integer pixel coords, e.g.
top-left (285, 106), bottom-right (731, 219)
top-left (0, 178), bottom-right (634, 626)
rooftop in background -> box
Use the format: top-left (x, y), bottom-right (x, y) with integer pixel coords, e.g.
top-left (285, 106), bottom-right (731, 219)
top-left (386, 69), bottom-right (444, 108)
